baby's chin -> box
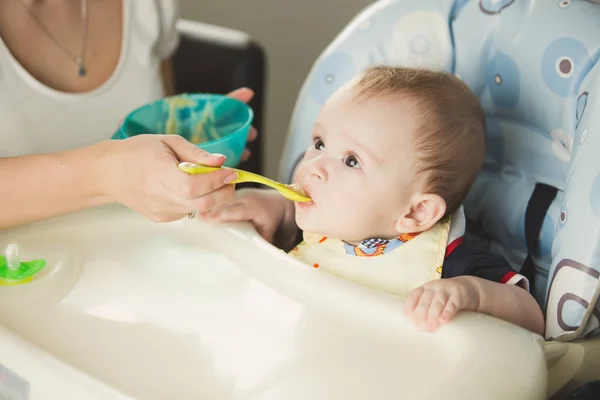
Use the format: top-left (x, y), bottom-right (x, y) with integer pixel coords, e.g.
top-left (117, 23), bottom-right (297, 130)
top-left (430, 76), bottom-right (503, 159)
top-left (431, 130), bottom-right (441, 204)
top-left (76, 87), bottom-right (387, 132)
top-left (295, 215), bottom-right (368, 241)
top-left (294, 212), bottom-right (317, 233)
top-left (296, 215), bottom-right (331, 237)
top-left (294, 203), bottom-right (388, 240)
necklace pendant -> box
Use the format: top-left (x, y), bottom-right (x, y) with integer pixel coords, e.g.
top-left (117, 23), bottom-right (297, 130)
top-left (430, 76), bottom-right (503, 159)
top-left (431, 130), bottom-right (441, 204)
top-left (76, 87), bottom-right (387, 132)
top-left (76, 57), bottom-right (86, 77)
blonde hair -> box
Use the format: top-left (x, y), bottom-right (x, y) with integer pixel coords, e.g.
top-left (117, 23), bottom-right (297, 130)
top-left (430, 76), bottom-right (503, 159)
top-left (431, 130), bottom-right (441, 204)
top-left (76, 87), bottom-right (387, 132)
top-left (355, 66), bottom-right (485, 216)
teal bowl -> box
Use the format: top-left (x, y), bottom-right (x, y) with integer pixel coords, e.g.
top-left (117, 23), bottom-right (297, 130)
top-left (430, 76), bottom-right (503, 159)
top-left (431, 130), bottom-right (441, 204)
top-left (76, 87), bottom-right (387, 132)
top-left (112, 93), bottom-right (254, 167)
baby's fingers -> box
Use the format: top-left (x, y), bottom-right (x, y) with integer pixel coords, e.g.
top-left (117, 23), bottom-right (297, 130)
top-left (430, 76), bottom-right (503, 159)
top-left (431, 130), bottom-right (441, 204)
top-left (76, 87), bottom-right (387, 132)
top-left (439, 297), bottom-right (460, 324)
top-left (425, 291), bottom-right (450, 332)
top-left (201, 202), bottom-right (250, 223)
top-left (404, 287), bottom-right (425, 317)
top-left (410, 289), bottom-right (435, 327)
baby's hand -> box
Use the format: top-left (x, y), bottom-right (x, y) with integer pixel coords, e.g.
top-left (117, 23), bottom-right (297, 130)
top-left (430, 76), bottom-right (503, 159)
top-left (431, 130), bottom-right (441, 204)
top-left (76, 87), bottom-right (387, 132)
top-left (404, 277), bottom-right (480, 332)
top-left (200, 188), bottom-right (297, 247)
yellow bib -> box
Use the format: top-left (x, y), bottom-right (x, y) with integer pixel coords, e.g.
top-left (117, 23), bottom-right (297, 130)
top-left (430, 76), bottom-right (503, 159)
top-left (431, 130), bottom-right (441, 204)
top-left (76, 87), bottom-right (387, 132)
top-left (289, 218), bottom-right (451, 297)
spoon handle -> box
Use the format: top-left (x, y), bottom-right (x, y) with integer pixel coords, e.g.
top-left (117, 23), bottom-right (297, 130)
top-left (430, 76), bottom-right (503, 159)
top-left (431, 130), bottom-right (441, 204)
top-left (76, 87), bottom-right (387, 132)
top-left (177, 162), bottom-right (277, 188)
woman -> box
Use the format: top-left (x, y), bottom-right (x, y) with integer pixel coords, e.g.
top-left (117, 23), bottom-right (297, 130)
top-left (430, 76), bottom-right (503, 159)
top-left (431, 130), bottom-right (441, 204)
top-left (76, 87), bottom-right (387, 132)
top-left (0, 0), bottom-right (257, 228)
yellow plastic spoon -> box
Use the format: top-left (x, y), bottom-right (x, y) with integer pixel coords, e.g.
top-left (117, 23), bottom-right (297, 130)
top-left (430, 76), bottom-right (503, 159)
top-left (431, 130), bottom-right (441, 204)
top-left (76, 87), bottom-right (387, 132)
top-left (177, 162), bottom-right (312, 203)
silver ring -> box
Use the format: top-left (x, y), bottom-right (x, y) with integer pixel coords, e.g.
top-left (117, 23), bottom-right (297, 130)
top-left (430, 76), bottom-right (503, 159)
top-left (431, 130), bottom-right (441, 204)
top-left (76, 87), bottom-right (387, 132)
top-left (188, 209), bottom-right (197, 219)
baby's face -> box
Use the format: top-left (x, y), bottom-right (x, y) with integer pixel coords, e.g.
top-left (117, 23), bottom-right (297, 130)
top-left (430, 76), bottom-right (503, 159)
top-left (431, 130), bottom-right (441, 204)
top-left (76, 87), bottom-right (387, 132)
top-left (294, 84), bottom-right (420, 242)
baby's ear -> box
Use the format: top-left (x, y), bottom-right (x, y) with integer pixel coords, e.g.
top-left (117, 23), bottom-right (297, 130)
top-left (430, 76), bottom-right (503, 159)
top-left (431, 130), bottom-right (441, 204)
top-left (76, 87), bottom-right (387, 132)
top-left (395, 194), bottom-right (446, 234)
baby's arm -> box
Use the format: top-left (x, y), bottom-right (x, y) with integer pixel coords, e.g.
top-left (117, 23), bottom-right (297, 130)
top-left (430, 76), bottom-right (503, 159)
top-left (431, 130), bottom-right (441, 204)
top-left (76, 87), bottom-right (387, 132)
top-left (405, 277), bottom-right (544, 335)
top-left (470, 276), bottom-right (544, 334)
top-left (405, 245), bottom-right (544, 335)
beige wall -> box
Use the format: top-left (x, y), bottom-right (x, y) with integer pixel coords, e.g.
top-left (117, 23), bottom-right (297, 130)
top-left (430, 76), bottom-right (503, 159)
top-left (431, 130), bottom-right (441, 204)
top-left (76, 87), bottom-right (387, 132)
top-left (179, 0), bottom-right (373, 178)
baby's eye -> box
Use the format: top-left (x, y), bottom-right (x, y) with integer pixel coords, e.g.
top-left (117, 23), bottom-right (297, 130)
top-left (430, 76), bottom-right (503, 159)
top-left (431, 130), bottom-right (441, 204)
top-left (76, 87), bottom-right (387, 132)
top-left (344, 154), bottom-right (360, 168)
top-left (313, 138), bottom-right (325, 151)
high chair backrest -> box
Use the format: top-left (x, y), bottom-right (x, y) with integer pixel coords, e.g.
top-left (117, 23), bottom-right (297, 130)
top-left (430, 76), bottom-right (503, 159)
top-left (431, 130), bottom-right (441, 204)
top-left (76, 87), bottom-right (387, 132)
top-left (279, 0), bottom-right (600, 340)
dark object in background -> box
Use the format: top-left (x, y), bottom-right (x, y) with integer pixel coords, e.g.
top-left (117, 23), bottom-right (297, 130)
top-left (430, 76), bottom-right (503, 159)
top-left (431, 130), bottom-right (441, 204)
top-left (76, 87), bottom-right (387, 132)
top-left (172, 20), bottom-right (266, 176)
top-left (565, 380), bottom-right (600, 400)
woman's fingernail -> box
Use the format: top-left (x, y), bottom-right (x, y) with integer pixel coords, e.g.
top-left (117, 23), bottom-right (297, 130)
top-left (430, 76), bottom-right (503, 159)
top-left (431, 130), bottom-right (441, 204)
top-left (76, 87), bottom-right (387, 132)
top-left (224, 172), bottom-right (238, 184)
top-left (209, 153), bottom-right (226, 159)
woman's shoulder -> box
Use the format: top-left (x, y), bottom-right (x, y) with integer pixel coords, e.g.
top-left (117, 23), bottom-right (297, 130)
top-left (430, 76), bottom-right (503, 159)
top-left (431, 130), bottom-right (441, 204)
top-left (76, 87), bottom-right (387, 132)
top-left (129, 0), bottom-right (180, 59)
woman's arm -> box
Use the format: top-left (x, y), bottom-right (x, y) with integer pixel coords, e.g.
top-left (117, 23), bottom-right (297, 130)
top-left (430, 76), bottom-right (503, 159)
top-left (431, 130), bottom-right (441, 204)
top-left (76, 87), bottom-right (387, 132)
top-left (0, 135), bottom-right (239, 229)
top-left (0, 143), bottom-right (111, 229)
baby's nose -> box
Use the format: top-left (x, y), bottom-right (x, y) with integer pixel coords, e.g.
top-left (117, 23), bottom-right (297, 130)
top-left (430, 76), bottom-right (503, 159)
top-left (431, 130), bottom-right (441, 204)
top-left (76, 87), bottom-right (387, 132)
top-left (308, 163), bottom-right (328, 181)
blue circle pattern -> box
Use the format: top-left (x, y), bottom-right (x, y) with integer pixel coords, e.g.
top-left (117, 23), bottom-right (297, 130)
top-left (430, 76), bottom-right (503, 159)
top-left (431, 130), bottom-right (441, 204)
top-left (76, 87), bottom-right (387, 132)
top-left (485, 52), bottom-right (521, 109)
top-left (410, 35), bottom-right (430, 55)
top-left (480, 0), bottom-right (515, 14)
top-left (557, 0), bottom-right (573, 9)
top-left (310, 52), bottom-right (356, 105)
top-left (559, 205), bottom-right (568, 228)
top-left (541, 38), bottom-right (590, 98)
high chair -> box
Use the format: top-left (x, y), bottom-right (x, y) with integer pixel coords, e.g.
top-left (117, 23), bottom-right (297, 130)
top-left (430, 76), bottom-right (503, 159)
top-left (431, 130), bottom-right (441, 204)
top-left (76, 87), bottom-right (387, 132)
top-left (1, 1), bottom-right (598, 399)
top-left (279, 0), bottom-right (600, 398)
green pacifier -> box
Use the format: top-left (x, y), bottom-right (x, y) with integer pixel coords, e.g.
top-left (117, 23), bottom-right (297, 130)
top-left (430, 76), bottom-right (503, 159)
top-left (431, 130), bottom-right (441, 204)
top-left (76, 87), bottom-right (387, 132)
top-left (0, 244), bottom-right (46, 286)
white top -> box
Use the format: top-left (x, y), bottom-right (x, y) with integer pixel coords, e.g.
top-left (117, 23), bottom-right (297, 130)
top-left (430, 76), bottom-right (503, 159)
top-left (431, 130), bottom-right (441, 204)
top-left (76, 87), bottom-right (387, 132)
top-left (0, 0), bottom-right (179, 157)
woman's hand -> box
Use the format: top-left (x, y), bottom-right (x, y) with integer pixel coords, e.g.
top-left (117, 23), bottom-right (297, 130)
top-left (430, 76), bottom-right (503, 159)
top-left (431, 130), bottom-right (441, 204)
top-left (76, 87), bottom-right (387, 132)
top-left (98, 134), bottom-right (239, 222)
top-left (225, 87), bottom-right (258, 162)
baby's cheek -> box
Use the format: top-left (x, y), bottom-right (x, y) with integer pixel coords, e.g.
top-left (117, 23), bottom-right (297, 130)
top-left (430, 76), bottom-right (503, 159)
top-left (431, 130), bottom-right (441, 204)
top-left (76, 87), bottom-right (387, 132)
top-left (301, 148), bottom-right (319, 164)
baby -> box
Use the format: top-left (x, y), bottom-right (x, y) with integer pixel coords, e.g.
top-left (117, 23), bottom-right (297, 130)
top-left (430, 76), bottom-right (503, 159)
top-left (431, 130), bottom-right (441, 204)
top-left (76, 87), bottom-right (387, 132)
top-left (202, 66), bottom-right (544, 335)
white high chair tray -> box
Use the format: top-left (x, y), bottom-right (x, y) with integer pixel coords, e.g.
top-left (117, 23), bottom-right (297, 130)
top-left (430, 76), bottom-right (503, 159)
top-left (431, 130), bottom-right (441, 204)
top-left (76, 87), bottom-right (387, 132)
top-left (0, 205), bottom-right (547, 399)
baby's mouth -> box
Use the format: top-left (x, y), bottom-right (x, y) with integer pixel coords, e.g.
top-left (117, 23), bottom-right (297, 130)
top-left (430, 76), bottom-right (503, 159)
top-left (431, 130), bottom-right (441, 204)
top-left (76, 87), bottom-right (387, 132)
top-left (296, 200), bottom-right (314, 209)
top-left (294, 184), bottom-right (315, 205)
top-left (284, 183), bottom-right (310, 198)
